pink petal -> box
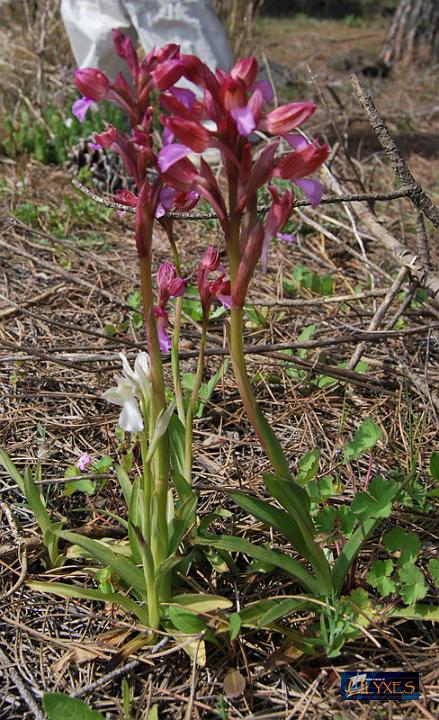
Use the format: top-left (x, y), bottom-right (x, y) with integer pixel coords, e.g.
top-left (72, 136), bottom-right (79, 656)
top-left (276, 232), bottom-right (296, 243)
top-left (294, 177), bottom-right (324, 208)
top-left (231, 105), bottom-right (256, 136)
top-left (252, 79), bottom-right (274, 103)
top-left (158, 143), bottom-right (192, 172)
top-left (284, 134), bottom-right (309, 151)
top-left (72, 96), bottom-right (93, 123)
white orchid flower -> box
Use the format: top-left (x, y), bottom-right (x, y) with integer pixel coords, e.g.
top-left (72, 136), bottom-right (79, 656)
top-left (102, 352), bottom-right (151, 432)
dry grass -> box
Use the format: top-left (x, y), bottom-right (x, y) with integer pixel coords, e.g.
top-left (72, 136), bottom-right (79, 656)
top-left (0, 4), bottom-right (438, 719)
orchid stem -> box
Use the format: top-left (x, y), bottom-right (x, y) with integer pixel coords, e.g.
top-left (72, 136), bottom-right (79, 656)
top-left (172, 296), bottom-right (186, 426)
top-left (138, 252), bottom-right (170, 594)
top-left (229, 306), bottom-right (292, 480)
top-left (184, 319), bottom-right (207, 484)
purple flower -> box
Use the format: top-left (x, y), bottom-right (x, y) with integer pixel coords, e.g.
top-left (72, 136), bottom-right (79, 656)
top-left (76, 452), bottom-right (92, 472)
top-left (72, 96), bottom-right (93, 123)
top-left (158, 143), bottom-right (192, 172)
top-left (231, 105), bottom-right (256, 136)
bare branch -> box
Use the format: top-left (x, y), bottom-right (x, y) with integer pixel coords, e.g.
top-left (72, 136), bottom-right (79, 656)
top-left (350, 73), bottom-right (439, 229)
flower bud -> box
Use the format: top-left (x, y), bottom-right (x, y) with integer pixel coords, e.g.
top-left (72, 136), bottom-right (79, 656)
top-left (201, 245), bottom-right (220, 272)
top-left (74, 68), bottom-right (111, 101)
top-left (260, 101), bottom-right (316, 135)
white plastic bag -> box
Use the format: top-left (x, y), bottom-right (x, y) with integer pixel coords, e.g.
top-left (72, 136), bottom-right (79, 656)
top-left (61, 0), bottom-right (234, 78)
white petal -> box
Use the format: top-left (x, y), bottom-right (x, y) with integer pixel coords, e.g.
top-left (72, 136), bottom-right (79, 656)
top-left (134, 352), bottom-right (151, 398)
top-left (119, 352), bottom-right (136, 382)
top-left (102, 378), bottom-right (135, 406)
top-left (119, 397), bottom-right (144, 432)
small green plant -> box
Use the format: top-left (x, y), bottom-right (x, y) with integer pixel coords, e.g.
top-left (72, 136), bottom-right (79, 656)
top-left (43, 693), bottom-right (106, 720)
top-left (1, 100), bottom-right (126, 165)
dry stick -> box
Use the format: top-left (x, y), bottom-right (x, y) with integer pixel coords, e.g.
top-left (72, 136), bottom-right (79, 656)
top-left (0, 646), bottom-right (45, 720)
top-left (70, 176), bottom-right (414, 217)
top-left (347, 266), bottom-right (409, 370)
top-left (350, 74), bottom-right (439, 230)
top-left (415, 209), bottom-right (431, 269)
top-left (2, 323), bottom-right (438, 366)
top-left (71, 637), bottom-right (170, 699)
top-left (252, 288), bottom-right (387, 307)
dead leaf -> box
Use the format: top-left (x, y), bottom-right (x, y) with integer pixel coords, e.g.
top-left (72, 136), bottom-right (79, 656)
top-left (52, 645), bottom-right (108, 674)
top-left (223, 669), bottom-right (246, 699)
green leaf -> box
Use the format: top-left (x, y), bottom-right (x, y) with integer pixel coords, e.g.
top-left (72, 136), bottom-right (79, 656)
top-left (146, 402), bottom-right (176, 462)
top-left (332, 517), bottom-right (381, 595)
top-left (229, 490), bottom-right (328, 580)
top-left (28, 580), bottom-right (149, 625)
top-left (383, 528), bottom-right (421, 565)
top-left (57, 530), bottom-right (146, 595)
top-left (229, 612), bottom-right (241, 640)
top-left (195, 361), bottom-right (228, 418)
top-left (170, 593), bottom-right (232, 612)
top-left (351, 476), bottom-right (399, 522)
top-left (195, 534), bottom-right (319, 594)
top-left (430, 452), bottom-right (439, 482)
top-left (92, 455), bottom-right (113, 473)
top-left (168, 606), bottom-right (208, 634)
top-left (263, 475), bottom-right (332, 593)
top-left (0, 448), bottom-right (25, 493)
top-left (237, 597), bottom-right (312, 627)
top-left (168, 494), bottom-right (197, 555)
top-left (308, 476), bottom-right (334, 504)
top-left (398, 563), bottom-right (428, 605)
top-left (168, 414), bottom-right (185, 478)
top-left (296, 448), bottom-right (320, 485)
top-left (428, 558), bottom-right (439, 588)
top-left (115, 464), bottom-right (132, 506)
top-left (389, 604), bottom-right (439, 621)
top-left (367, 559), bottom-right (396, 597)
top-left (345, 418), bottom-right (381, 460)
top-left (255, 407), bottom-right (292, 480)
top-left (43, 693), bottom-right (105, 720)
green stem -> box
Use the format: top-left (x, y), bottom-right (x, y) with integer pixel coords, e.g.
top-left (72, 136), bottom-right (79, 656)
top-left (229, 306), bottom-right (292, 479)
top-left (172, 296), bottom-right (186, 426)
top-left (140, 539), bottom-right (160, 635)
top-left (184, 320), bottom-right (208, 484)
top-left (138, 253), bottom-right (170, 591)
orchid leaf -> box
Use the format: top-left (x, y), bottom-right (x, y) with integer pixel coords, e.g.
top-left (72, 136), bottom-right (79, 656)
top-left (332, 516), bottom-right (380, 595)
top-left (168, 494), bottom-right (197, 555)
top-left (296, 448), bottom-right (320, 485)
top-left (195, 534), bottom-right (319, 594)
top-left (237, 597), bottom-right (312, 627)
top-left (168, 414), bottom-right (186, 477)
top-left (170, 593), bottom-right (232, 612)
top-left (57, 530), bottom-right (146, 595)
top-left (255, 406), bottom-right (292, 479)
top-left (229, 491), bottom-right (328, 577)
top-left (263, 475), bottom-right (332, 592)
top-left (115, 464), bottom-right (132, 506)
top-left (0, 448), bottom-right (25, 493)
top-left (28, 580), bottom-right (150, 625)
top-left (146, 401), bottom-right (176, 463)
